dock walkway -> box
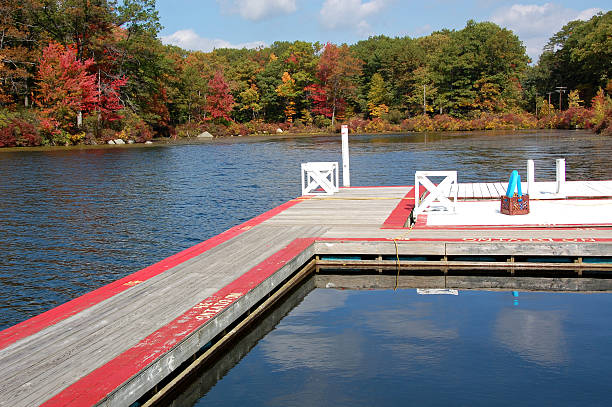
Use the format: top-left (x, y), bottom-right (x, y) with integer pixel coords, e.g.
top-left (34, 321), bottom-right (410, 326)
top-left (1, 184), bottom-right (611, 406)
top-left (443, 180), bottom-right (612, 200)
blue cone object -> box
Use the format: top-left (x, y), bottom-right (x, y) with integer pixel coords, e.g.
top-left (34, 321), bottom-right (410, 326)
top-left (506, 170), bottom-right (523, 198)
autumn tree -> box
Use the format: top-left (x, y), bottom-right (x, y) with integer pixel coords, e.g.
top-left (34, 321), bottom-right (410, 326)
top-left (28, 0), bottom-right (115, 62)
top-left (0, 0), bottom-right (39, 106)
top-left (276, 71), bottom-right (297, 122)
top-left (280, 41), bottom-right (320, 120)
top-left (304, 83), bottom-right (331, 118)
top-left (366, 73), bottom-right (389, 118)
top-left (351, 36), bottom-right (392, 111)
top-left (239, 84), bottom-right (261, 120)
top-left (167, 49), bottom-right (211, 124)
top-left (221, 49), bottom-right (263, 122)
top-left (256, 50), bottom-right (285, 121)
top-left (316, 43), bottom-right (362, 126)
top-left (205, 70), bottom-right (234, 122)
top-left (37, 42), bottom-right (98, 136)
top-left (568, 89), bottom-right (583, 108)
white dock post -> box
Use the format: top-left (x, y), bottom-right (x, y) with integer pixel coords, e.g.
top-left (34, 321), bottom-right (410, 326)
top-left (527, 159), bottom-right (535, 195)
top-left (341, 125), bottom-right (350, 187)
top-left (556, 158), bottom-right (566, 194)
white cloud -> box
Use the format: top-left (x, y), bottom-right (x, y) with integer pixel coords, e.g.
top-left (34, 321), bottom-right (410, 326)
top-left (491, 3), bottom-right (602, 63)
top-left (319, 0), bottom-right (391, 36)
top-left (160, 29), bottom-right (266, 52)
top-left (413, 24), bottom-right (432, 36)
top-left (494, 309), bottom-right (567, 367)
top-left (217, 0), bottom-right (297, 21)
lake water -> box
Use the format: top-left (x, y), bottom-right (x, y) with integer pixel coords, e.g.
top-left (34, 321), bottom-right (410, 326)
top-left (188, 280), bottom-right (612, 407)
top-left (1, 130), bottom-right (611, 405)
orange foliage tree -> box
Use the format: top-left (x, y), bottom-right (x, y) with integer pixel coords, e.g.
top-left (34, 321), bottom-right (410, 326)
top-left (276, 71), bottom-right (297, 122)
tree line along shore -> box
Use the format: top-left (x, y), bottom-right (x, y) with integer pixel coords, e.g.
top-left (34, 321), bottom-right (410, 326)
top-left (0, 1), bottom-right (610, 147)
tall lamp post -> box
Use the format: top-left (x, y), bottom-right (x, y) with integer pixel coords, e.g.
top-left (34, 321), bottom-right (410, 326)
top-left (555, 86), bottom-right (567, 111)
top-left (547, 91), bottom-right (553, 111)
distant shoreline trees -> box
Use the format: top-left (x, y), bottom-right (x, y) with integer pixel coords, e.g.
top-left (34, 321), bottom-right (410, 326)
top-left (0, 3), bottom-right (610, 147)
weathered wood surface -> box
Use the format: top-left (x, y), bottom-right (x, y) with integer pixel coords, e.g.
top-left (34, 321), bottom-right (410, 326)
top-left (1, 184), bottom-right (611, 407)
top-left (0, 225), bottom-right (326, 406)
top-left (320, 226), bottom-right (612, 240)
top-left (263, 187), bottom-right (408, 226)
top-left (444, 180), bottom-right (612, 200)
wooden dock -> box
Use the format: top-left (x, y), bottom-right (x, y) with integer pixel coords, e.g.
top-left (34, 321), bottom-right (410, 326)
top-left (1, 183), bottom-right (612, 406)
top-left (446, 180), bottom-right (612, 200)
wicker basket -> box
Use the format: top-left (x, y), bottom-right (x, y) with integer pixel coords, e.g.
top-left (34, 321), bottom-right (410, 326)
top-left (500, 194), bottom-right (530, 215)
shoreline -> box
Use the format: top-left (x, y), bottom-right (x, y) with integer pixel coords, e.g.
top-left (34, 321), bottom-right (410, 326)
top-left (0, 128), bottom-right (582, 153)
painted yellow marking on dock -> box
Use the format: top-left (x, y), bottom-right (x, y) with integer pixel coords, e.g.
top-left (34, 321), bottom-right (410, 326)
top-left (123, 280), bottom-right (143, 287)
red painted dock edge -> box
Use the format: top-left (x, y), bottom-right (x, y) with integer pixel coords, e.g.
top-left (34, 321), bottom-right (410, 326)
top-left (381, 186), bottom-right (424, 229)
top-left (41, 238), bottom-right (316, 407)
top-left (0, 197), bottom-right (309, 351)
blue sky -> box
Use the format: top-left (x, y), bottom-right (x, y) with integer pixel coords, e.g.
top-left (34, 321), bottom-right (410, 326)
top-left (157, 0), bottom-right (609, 63)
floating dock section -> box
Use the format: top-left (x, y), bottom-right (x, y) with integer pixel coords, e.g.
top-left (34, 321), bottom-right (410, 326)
top-left (1, 183), bottom-right (612, 406)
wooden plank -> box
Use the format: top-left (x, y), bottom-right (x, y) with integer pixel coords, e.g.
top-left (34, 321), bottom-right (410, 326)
top-left (465, 183), bottom-right (474, 199)
top-left (445, 242), bottom-right (612, 257)
top-left (486, 183), bottom-right (499, 198)
top-left (585, 181), bottom-right (612, 195)
top-left (593, 181), bottom-right (612, 195)
top-left (458, 183), bottom-right (467, 199)
top-left (473, 183), bottom-right (484, 199)
top-left (315, 275), bottom-right (446, 290)
top-left (447, 276), bottom-right (612, 291)
top-left (314, 241), bottom-right (446, 256)
top-left (481, 183), bottom-right (492, 198)
top-left (480, 183), bottom-right (492, 198)
top-left (494, 182), bottom-right (506, 196)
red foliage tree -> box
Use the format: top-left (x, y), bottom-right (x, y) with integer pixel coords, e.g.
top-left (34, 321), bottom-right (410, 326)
top-left (37, 42), bottom-right (98, 128)
top-left (205, 71), bottom-right (234, 121)
top-left (0, 119), bottom-right (41, 147)
top-left (304, 83), bottom-right (332, 117)
top-left (98, 74), bottom-right (128, 122)
top-left (315, 43), bottom-right (362, 125)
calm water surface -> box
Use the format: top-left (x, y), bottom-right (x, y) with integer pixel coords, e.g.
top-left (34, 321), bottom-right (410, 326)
top-left (189, 285), bottom-right (612, 407)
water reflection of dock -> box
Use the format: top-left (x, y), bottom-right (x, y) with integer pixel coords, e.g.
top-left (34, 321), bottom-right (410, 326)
top-left (1, 184), bottom-right (611, 406)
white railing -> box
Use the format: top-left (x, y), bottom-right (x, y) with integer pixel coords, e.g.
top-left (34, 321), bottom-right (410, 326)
top-left (301, 162), bottom-right (339, 195)
top-left (527, 158), bottom-right (566, 197)
top-left (414, 171), bottom-right (458, 215)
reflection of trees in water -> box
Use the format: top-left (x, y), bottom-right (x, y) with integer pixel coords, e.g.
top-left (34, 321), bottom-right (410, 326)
top-left (494, 309), bottom-right (567, 367)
